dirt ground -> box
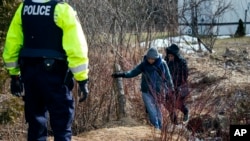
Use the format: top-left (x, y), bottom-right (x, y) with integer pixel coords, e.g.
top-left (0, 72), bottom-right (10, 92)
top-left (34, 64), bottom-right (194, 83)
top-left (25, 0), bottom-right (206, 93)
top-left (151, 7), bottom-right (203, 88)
top-left (48, 125), bottom-right (187, 141)
top-left (61, 126), bottom-right (161, 141)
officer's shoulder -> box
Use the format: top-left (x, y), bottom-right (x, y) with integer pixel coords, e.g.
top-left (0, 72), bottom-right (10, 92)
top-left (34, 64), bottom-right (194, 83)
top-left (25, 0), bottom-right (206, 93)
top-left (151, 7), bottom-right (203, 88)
top-left (55, 1), bottom-right (74, 11)
top-left (57, 1), bottom-right (74, 8)
top-left (56, 0), bottom-right (66, 5)
top-left (57, 0), bottom-right (67, 3)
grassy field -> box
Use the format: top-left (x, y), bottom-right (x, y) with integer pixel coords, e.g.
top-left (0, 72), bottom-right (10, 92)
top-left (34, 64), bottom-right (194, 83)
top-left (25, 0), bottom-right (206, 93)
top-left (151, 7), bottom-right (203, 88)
top-left (214, 36), bottom-right (250, 54)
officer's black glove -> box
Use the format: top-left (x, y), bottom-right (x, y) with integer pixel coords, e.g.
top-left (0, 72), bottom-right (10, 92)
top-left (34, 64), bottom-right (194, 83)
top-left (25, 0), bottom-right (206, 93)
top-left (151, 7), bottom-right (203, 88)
top-left (111, 72), bottom-right (125, 78)
top-left (10, 75), bottom-right (23, 97)
top-left (78, 79), bottom-right (89, 102)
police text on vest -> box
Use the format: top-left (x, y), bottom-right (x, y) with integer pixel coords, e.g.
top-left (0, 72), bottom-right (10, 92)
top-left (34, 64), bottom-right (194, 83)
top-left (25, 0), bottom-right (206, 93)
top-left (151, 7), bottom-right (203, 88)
top-left (23, 5), bottom-right (51, 16)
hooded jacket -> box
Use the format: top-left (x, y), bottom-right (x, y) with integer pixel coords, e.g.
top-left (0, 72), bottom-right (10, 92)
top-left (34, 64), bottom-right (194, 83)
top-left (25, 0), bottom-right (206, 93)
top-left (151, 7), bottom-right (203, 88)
top-left (165, 44), bottom-right (188, 87)
top-left (123, 55), bottom-right (174, 94)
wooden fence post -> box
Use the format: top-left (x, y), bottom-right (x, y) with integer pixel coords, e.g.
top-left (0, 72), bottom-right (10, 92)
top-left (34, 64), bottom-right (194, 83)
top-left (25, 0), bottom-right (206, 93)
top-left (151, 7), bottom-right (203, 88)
top-left (114, 63), bottom-right (126, 119)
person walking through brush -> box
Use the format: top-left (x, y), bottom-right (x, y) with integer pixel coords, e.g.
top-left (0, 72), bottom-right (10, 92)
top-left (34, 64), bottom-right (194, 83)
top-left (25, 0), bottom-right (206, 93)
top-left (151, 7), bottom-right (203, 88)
top-left (112, 47), bottom-right (174, 130)
top-left (2, 0), bottom-right (89, 140)
top-left (165, 44), bottom-right (190, 123)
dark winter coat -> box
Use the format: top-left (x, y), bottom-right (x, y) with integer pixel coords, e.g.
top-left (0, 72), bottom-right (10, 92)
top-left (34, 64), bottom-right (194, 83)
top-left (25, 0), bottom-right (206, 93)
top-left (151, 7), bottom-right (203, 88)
top-left (165, 44), bottom-right (188, 88)
top-left (124, 56), bottom-right (174, 94)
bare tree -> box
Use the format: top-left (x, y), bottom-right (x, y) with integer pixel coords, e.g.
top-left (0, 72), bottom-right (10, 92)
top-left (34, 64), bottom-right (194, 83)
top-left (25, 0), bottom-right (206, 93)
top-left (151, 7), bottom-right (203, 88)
top-left (178, 0), bottom-right (232, 52)
top-left (70, 0), bottom-right (178, 47)
top-left (66, 0), bottom-right (179, 133)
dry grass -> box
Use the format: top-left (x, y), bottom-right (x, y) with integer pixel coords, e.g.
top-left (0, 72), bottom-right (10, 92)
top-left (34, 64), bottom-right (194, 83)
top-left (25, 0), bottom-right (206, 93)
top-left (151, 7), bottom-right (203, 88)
top-left (213, 36), bottom-right (250, 55)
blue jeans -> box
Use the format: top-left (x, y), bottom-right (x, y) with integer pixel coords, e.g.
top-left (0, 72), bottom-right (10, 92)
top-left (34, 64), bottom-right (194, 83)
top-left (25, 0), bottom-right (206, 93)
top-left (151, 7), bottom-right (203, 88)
top-left (142, 92), bottom-right (162, 129)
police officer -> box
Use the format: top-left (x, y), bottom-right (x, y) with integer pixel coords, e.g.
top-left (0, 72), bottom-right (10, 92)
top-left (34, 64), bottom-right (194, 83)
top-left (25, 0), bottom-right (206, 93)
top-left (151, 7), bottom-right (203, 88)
top-left (2, 0), bottom-right (89, 141)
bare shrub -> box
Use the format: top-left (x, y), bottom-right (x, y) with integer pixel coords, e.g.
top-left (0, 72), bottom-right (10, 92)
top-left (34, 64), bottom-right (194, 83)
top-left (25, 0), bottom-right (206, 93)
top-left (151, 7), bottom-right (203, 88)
top-left (71, 45), bottom-right (148, 134)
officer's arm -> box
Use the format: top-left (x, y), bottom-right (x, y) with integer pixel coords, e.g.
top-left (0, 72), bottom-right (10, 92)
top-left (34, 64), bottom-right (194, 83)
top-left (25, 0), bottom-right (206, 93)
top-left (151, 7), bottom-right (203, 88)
top-left (2, 3), bottom-right (24, 76)
top-left (55, 3), bottom-right (89, 81)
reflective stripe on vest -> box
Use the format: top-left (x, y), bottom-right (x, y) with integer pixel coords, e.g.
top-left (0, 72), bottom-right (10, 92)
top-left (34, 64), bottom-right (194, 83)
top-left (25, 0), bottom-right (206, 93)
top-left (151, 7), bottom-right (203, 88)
top-left (4, 61), bottom-right (19, 68)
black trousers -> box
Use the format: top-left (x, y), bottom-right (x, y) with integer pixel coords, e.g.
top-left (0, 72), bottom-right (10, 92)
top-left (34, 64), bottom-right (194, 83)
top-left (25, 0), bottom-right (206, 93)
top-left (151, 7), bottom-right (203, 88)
top-left (20, 58), bottom-right (74, 141)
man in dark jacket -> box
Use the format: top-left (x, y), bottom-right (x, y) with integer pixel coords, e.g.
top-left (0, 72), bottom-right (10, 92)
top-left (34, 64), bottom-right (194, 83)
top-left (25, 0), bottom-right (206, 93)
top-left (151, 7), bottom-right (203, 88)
top-left (112, 47), bottom-right (174, 130)
top-left (165, 44), bottom-right (189, 123)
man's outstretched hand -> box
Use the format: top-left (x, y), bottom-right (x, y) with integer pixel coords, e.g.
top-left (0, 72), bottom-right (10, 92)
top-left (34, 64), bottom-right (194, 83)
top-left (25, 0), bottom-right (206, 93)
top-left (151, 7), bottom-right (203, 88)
top-left (111, 72), bottom-right (125, 78)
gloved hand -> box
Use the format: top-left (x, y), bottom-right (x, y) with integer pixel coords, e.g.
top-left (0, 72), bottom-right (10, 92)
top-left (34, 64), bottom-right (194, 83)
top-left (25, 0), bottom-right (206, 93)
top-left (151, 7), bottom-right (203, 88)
top-left (111, 72), bottom-right (125, 78)
top-left (78, 79), bottom-right (89, 102)
top-left (10, 75), bottom-right (23, 97)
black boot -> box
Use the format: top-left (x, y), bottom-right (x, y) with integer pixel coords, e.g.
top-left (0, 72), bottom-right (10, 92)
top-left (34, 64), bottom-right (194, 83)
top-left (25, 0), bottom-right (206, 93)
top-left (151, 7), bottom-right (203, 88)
top-left (183, 113), bottom-right (189, 122)
top-left (170, 112), bottom-right (178, 125)
top-left (183, 107), bottom-right (189, 122)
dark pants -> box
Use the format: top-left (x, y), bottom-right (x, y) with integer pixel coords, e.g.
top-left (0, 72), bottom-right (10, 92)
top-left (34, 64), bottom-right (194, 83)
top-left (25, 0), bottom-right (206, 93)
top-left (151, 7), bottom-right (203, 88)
top-left (20, 58), bottom-right (74, 141)
top-left (165, 93), bottom-right (178, 124)
top-left (176, 97), bottom-right (189, 115)
top-left (176, 87), bottom-right (189, 116)
top-left (166, 92), bottom-right (189, 124)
